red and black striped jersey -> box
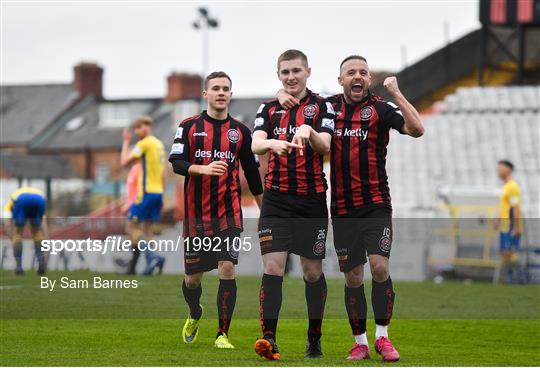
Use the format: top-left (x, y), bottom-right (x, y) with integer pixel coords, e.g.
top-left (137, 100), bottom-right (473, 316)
top-left (328, 93), bottom-right (405, 216)
top-left (254, 89), bottom-right (335, 195)
top-left (169, 111), bottom-right (260, 237)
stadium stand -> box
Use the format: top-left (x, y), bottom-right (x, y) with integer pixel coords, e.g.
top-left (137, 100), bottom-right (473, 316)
top-left (388, 85), bottom-right (539, 218)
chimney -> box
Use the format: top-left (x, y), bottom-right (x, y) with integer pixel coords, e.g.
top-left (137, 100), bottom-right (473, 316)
top-left (166, 72), bottom-right (202, 102)
top-left (73, 62), bottom-right (103, 98)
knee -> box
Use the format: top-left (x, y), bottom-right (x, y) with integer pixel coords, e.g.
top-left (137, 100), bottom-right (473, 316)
top-left (218, 261), bottom-right (235, 279)
top-left (371, 262), bottom-right (389, 282)
top-left (345, 268), bottom-right (364, 288)
top-left (184, 276), bottom-right (201, 289)
top-left (264, 260), bottom-right (285, 276)
top-left (303, 264), bottom-right (322, 283)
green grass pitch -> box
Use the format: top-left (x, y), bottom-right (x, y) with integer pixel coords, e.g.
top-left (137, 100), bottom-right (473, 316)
top-left (1, 270), bottom-right (539, 366)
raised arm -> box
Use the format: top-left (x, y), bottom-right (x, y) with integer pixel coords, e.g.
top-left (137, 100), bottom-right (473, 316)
top-left (121, 128), bottom-right (139, 166)
top-left (383, 77), bottom-right (424, 138)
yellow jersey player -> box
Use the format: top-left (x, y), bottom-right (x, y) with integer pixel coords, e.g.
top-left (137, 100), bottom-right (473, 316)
top-left (3, 187), bottom-right (48, 275)
top-left (494, 160), bottom-right (526, 284)
top-left (121, 116), bottom-right (166, 275)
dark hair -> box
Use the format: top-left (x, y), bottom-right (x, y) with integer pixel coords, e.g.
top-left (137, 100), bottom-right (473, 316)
top-left (498, 159), bottom-right (514, 171)
top-left (277, 49), bottom-right (308, 70)
top-left (340, 55), bottom-right (368, 70)
top-left (204, 71), bottom-right (232, 89)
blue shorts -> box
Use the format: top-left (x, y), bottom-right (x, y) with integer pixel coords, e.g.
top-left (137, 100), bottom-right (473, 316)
top-left (129, 193), bottom-right (163, 222)
top-left (12, 193), bottom-right (46, 227)
top-left (500, 231), bottom-right (521, 251)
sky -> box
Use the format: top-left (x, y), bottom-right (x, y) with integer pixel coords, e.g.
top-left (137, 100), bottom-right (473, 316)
top-left (1, 1), bottom-right (480, 98)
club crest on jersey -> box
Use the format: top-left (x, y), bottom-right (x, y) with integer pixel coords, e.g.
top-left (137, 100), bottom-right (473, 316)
top-left (228, 249), bottom-right (239, 260)
top-left (227, 129), bottom-right (240, 143)
top-left (303, 104), bottom-right (317, 118)
top-left (313, 240), bottom-right (326, 256)
top-left (379, 227), bottom-right (392, 253)
top-left (360, 106), bottom-right (373, 120)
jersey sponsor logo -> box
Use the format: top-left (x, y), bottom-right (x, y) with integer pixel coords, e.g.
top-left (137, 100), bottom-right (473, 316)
top-left (273, 125), bottom-right (299, 136)
top-left (334, 128), bottom-right (368, 140)
top-left (170, 143), bottom-right (183, 155)
top-left (194, 149), bottom-right (235, 162)
top-left (360, 106), bottom-right (373, 120)
top-left (227, 129), bottom-right (240, 143)
top-left (175, 127), bottom-right (183, 139)
top-left (273, 110), bottom-right (286, 115)
top-left (321, 118), bottom-right (335, 131)
top-left (379, 227), bottom-right (392, 253)
top-left (193, 131), bottom-right (208, 137)
top-left (254, 117), bottom-right (264, 128)
top-left (303, 104), bottom-right (317, 118)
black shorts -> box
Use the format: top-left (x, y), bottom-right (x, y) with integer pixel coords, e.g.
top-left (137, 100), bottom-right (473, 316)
top-left (258, 189), bottom-right (328, 259)
top-left (184, 229), bottom-right (241, 275)
top-left (332, 204), bottom-right (393, 272)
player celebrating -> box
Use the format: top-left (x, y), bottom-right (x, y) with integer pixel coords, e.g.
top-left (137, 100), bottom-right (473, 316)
top-left (251, 50), bottom-right (335, 360)
top-left (169, 71), bottom-right (263, 349)
top-left (3, 187), bottom-right (48, 275)
top-left (494, 160), bottom-right (526, 284)
top-left (278, 55), bottom-right (424, 361)
top-left (121, 116), bottom-right (166, 276)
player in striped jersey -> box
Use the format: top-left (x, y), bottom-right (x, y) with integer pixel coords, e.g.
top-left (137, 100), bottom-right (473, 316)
top-left (169, 71), bottom-right (263, 350)
top-left (252, 50), bottom-right (335, 360)
top-left (278, 55), bottom-right (424, 362)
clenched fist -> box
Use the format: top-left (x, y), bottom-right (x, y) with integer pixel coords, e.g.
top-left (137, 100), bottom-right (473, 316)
top-left (383, 76), bottom-right (400, 97)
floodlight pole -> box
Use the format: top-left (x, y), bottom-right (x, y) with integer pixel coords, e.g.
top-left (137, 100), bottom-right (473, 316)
top-left (193, 7), bottom-right (219, 109)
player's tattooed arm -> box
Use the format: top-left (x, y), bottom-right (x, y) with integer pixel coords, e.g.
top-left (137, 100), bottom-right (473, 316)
top-left (383, 76), bottom-right (424, 138)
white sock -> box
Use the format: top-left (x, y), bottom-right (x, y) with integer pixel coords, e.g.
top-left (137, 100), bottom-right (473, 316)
top-left (354, 333), bottom-right (368, 346)
top-left (375, 324), bottom-right (388, 339)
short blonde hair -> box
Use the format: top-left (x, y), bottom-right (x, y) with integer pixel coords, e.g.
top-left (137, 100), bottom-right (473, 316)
top-left (133, 115), bottom-right (153, 128)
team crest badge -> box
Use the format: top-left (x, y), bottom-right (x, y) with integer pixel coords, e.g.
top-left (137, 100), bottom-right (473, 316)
top-left (313, 240), bottom-right (326, 256)
top-left (360, 106), bottom-right (373, 120)
top-left (303, 104), bottom-right (317, 118)
top-left (379, 227), bottom-right (392, 252)
top-left (227, 129), bottom-right (239, 143)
